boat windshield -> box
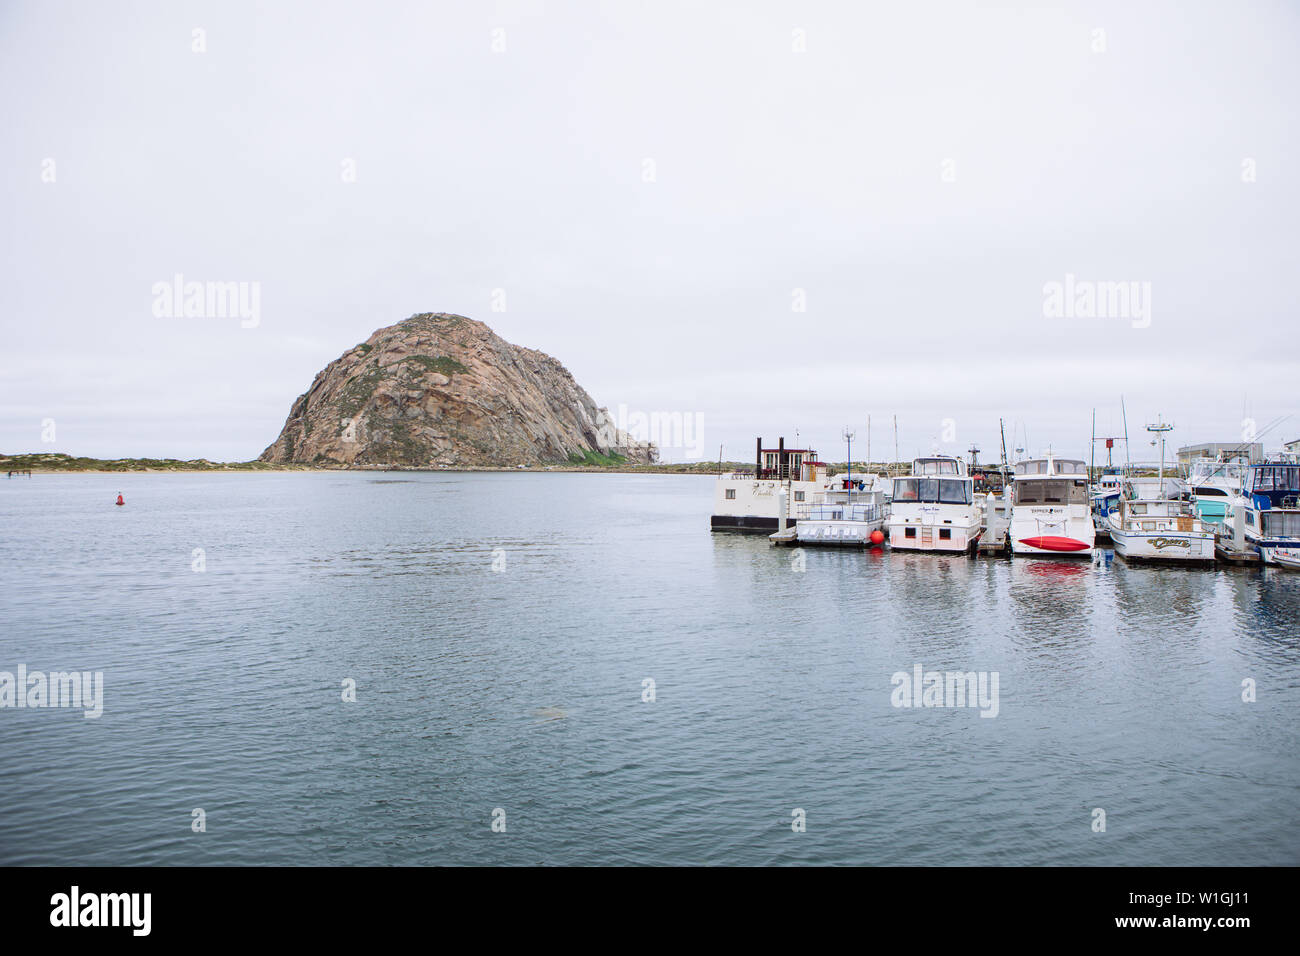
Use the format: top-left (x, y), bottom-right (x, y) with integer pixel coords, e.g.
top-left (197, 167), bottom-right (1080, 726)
top-left (892, 477), bottom-right (972, 504)
top-left (1250, 465), bottom-right (1300, 494)
top-left (912, 458), bottom-right (961, 476)
top-left (1013, 479), bottom-right (1088, 505)
top-left (1190, 460), bottom-right (1244, 485)
top-left (1054, 459), bottom-right (1086, 475)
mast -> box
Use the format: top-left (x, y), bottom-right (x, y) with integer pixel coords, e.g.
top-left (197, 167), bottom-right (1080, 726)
top-left (893, 415), bottom-right (899, 478)
top-left (1121, 396), bottom-right (1131, 468)
top-left (1147, 415), bottom-right (1174, 485)
top-left (1090, 408), bottom-right (1096, 481)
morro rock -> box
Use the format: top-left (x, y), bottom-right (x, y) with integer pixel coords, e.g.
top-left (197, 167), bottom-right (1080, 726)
top-left (259, 313), bottom-right (657, 467)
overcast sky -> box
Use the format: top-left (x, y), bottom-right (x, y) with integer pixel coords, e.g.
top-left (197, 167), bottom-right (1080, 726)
top-left (3, 0), bottom-right (1296, 464)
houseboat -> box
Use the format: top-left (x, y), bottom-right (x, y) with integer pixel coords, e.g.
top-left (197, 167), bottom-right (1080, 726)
top-left (711, 437), bottom-right (832, 533)
top-left (1008, 454), bottom-right (1095, 557)
top-left (886, 456), bottom-right (982, 553)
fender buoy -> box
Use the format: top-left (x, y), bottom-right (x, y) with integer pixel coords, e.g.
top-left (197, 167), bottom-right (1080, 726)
top-left (870, 529), bottom-right (885, 545)
top-left (115, 494), bottom-right (124, 506)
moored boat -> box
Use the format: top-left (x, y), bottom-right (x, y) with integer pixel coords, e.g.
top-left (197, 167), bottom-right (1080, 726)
top-left (711, 437), bottom-right (832, 533)
top-left (886, 456), bottom-right (982, 553)
top-left (1008, 454), bottom-right (1095, 557)
top-left (1221, 461), bottom-right (1300, 564)
top-left (1108, 474), bottom-right (1215, 563)
top-left (1188, 457), bottom-right (1247, 528)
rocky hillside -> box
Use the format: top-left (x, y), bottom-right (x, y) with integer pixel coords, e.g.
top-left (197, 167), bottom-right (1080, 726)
top-left (259, 313), bottom-right (657, 468)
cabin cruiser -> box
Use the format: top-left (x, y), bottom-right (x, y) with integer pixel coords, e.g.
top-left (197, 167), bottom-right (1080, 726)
top-left (1107, 475), bottom-right (1215, 563)
top-left (886, 456), bottom-right (982, 553)
top-left (1222, 462), bottom-right (1300, 564)
top-left (1008, 455), bottom-right (1095, 556)
top-left (711, 437), bottom-right (833, 533)
top-left (1187, 457), bottom-right (1247, 528)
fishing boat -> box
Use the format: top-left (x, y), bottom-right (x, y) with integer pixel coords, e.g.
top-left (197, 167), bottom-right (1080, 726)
top-left (1187, 457), bottom-right (1247, 527)
top-left (886, 456), bottom-right (982, 553)
top-left (1107, 474), bottom-right (1215, 563)
top-left (711, 437), bottom-right (832, 533)
top-left (1222, 461), bottom-right (1300, 564)
top-left (1008, 454), bottom-right (1095, 557)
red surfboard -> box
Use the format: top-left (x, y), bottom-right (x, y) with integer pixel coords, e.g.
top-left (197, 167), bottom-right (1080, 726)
top-left (1021, 536), bottom-right (1089, 552)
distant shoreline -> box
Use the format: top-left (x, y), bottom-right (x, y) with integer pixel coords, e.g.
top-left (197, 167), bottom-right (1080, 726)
top-left (1, 453), bottom-right (749, 477)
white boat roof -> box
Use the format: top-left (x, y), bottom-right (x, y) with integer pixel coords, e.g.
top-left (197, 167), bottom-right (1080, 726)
top-left (1014, 456), bottom-right (1087, 477)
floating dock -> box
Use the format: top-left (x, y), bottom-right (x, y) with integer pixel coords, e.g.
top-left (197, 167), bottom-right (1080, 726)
top-left (1214, 543), bottom-right (1261, 565)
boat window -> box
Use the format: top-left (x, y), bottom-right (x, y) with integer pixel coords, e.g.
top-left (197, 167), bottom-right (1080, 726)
top-left (893, 478), bottom-right (939, 502)
top-left (938, 479), bottom-right (971, 504)
top-left (1263, 511), bottom-right (1300, 536)
top-left (725, 489), bottom-right (736, 500)
top-left (1196, 487), bottom-right (1227, 496)
top-left (1055, 459), bottom-right (1086, 475)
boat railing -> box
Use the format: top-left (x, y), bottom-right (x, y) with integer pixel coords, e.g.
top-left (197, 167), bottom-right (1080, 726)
top-left (798, 502), bottom-right (883, 523)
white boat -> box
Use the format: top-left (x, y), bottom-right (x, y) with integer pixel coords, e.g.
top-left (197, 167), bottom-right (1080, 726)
top-left (1271, 550), bottom-right (1300, 570)
top-left (711, 438), bottom-right (833, 533)
top-left (1221, 462), bottom-right (1300, 563)
top-left (1187, 457), bottom-right (1247, 528)
top-left (1108, 475), bottom-right (1215, 563)
top-left (793, 484), bottom-right (888, 547)
top-left (886, 456), bottom-right (982, 552)
top-left (1008, 454), bottom-right (1095, 557)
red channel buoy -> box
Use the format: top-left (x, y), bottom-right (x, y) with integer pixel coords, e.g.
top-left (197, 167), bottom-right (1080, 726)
top-left (115, 494), bottom-right (125, 506)
top-left (870, 529), bottom-right (885, 545)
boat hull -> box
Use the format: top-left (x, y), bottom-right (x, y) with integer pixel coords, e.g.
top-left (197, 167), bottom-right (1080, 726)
top-left (710, 515), bottom-right (795, 533)
top-left (1110, 526), bottom-right (1216, 563)
top-left (887, 519), bottom-right (981, 553)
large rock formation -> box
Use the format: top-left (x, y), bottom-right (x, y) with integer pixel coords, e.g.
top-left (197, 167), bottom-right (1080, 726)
top-left (259, 313), bottom-right (657, 468)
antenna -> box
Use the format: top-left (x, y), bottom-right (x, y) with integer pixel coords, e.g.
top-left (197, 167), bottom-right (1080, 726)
top-left (1146, 414), bottom-right (1174, 483)
top-left (842, 426), bottom-right (855, 501)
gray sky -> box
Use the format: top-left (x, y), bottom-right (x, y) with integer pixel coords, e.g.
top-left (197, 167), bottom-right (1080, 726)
top-left (3, 0), bottom-right (1297, 464)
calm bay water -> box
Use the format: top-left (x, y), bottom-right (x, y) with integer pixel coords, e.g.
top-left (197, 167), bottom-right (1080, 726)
top-left (1, 471), bottom-right (1297, 866)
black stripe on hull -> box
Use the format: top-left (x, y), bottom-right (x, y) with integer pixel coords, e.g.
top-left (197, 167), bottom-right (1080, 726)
top-left (710, 515), bottom-right (799, 533)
